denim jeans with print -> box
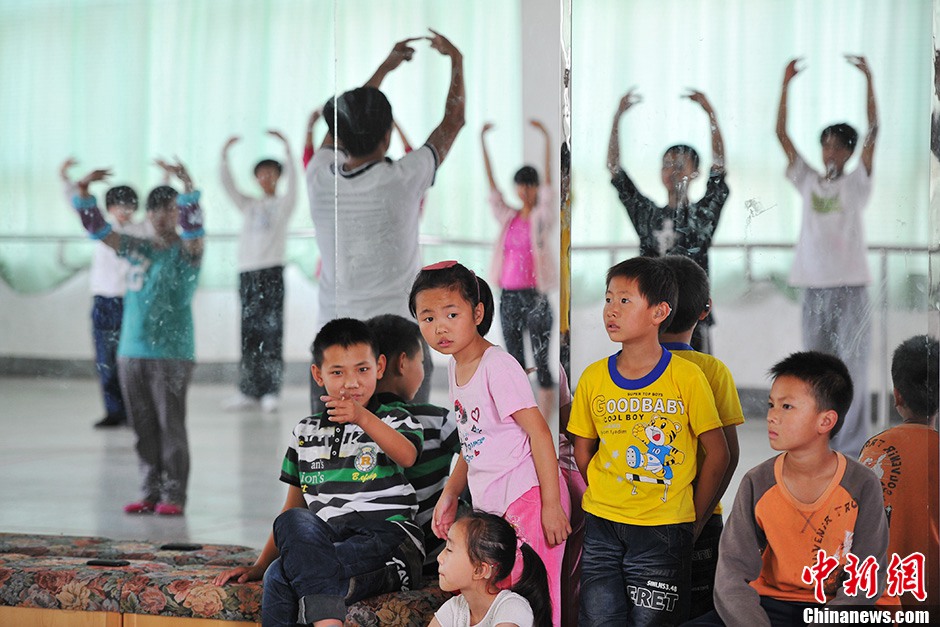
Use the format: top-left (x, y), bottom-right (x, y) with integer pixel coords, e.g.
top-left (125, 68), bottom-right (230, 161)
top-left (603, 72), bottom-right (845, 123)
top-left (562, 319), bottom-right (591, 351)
top-left (579, 512), bottom-right (692, 627)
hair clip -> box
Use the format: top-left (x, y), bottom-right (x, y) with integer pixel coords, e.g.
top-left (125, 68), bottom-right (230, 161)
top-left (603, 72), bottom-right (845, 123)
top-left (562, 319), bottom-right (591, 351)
top-left (422, 259), bottom-right (459, 271)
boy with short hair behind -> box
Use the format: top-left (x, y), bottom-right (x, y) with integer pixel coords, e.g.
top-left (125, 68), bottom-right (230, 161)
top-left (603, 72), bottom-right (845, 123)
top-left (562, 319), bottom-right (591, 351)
top-left (859, 335), bottom-right (939, 611)
top-left (214, 318), bottom-right (425, 627)
top-left (61, 158), bottom-right (149, 428)
top-left (705, 351), bottom-right (889, 627)
top-left (658, 254), bottom-right (743, 619)
top-left (220, 129), bottom-right (297, 414)
top-left (567, 256), bottom-right (729, 626)
top-left (366, 313), bottom-right (460, 576)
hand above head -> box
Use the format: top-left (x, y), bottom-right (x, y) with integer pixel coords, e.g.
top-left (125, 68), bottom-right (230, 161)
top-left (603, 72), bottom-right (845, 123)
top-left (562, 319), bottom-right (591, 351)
top-left (223, 136), bottom-right (240, 151)
top-left (60, 157), bottom-right (78, 182)
top-left (783, 57), bottom-right (804, 85)
top-left (683, 89), bottom-right (714, 114)
top-left (529, 119), bottom-right (548, 135)
top-left (481, 122), bottom-right (495, 136)
top-left (307, 108), bottom-right (322, 129)
top-left (428, 28), bottom-right (461, 59)
top-left (266, 129), bottom-right (287, 143)
top-left (382, 36), bottom-right (424, 72)
top-left (154, 157), bottom-right (193, 190)
top-left (77, 168), bottom-right (113, 192)
top-left (845, 54), bottom-right (872, 77)
top-left (617, 88), bottom-right (642, 114)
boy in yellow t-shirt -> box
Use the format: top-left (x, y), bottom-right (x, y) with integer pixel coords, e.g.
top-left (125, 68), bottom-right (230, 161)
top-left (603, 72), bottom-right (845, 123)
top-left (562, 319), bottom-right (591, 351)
top-left (659, 254), bottom-right (744, 619)
top-left (567, 256), bottom-right (729, 626)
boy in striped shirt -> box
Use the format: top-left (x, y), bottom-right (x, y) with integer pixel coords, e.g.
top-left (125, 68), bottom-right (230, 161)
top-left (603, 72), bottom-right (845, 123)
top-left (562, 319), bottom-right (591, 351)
top-left (215, 318), bottom-right (424, 626)
top-left (367, 314), bottom-right (460, 577)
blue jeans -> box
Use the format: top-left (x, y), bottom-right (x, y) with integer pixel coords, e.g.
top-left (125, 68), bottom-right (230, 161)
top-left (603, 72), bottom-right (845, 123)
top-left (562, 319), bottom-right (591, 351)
top-left (92, 296), bottom-right (125, 418)
top-left (262, 508), bottom-right (422, 626)
top-left (579, 512), bottom-right (692, 627)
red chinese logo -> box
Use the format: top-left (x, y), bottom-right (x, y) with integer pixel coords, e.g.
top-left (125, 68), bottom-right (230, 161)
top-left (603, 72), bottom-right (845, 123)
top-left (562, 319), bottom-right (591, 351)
top-left (885, 552), bottom-right (927, 602)
top-left (842, 553), bottom-right (879, 599)
top-left (801, 549), bottom-right (840, 603)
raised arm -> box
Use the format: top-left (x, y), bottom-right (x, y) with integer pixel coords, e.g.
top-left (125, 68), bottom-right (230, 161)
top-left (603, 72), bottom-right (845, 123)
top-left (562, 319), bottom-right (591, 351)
top-left (219, 136), bottom-right (251, 208)
top-left (685, 90), bottom-right (725, 175)
top-left (269, 129), bottom-right (297, 211)
top-left (480, 123), bottom-right (499, 191)
top-left (393, 120), bottom-right (413, 153)
top-left (607, 89), bottom-right (640, 177)
top-left (155, 158), bottom-right (204, 263)
top-left (59, 157), bottom-right (77, 186)
top-left (71, 167), bottom-right (122, 252)
top-left (424, 29), bottom-right (465, 165)
top-left (530, 119), bottom-right (552, 186)
top-left (364, 37), bottom-right (421, 89)
top-left (847, 54), bottom-right (878, 175)
top-left (776, 58), bottom-right (802, 167)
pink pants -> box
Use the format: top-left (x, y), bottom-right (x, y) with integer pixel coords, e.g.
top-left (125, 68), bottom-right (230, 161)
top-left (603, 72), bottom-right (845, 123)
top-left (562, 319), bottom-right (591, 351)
top-left (501, 476), bottom-right (570, 627)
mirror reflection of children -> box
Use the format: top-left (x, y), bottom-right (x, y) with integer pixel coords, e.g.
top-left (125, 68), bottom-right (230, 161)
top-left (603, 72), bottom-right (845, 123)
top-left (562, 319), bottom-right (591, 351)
top-left (431, 510), bottom-right (552, 627)
top-left (607, 88), bottom-right (728, 353)
top-left (60, 158), bottom-right (148, 428)
top-left (859, 335), bottom-right (939, 611)
top-left (481, 119), bottom-right (557, 419)
top-left (776, 54), bottom-right (879, 458)
top-left (69, 158), bottom-right (204, 515)
top-left (220, 130), bottom-right (297, 414)
top-left (409, 261), bottom-right (570, 627)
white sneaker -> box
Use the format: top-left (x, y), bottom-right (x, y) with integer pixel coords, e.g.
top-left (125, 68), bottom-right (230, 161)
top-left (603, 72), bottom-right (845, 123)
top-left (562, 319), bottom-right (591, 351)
top-left (222, 393), bottom-right (259, 412)
top-left (261, 394), bottom-right (280, 414)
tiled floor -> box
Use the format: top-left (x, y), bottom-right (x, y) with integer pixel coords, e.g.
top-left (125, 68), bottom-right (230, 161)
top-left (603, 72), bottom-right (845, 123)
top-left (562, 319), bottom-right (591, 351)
top-left (0, 375), bottom-right (775, 550)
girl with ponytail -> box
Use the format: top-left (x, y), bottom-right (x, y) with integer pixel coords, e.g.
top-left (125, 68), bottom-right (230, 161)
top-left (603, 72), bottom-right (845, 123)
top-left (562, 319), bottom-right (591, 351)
top-left (432, 510), bottom-right (551, 627)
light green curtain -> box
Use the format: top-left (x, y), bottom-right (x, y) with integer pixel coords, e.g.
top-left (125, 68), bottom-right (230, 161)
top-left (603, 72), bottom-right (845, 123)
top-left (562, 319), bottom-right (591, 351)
top-left (571, 0), bottom-right (932, 305)
top-left (0, 0), bottom-right (522, 292)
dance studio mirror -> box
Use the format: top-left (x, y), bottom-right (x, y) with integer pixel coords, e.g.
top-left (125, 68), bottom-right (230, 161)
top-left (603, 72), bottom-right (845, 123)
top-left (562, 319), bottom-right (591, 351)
top-left (0, 0), bottom-right (935, 552)
top-left (0, 0), bottom-right (560, 542)
top-left (568, 0), bottom-right (937, 440)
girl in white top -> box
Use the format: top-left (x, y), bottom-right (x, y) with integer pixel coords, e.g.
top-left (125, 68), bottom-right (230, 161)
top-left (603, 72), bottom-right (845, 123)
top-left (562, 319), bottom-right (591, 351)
top-left (432, 510), bottom-right (550, 627)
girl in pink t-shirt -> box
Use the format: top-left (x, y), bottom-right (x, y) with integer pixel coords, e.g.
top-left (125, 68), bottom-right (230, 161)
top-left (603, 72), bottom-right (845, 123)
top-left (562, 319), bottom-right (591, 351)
top-left (409, 260), bottom-right (569, 627)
